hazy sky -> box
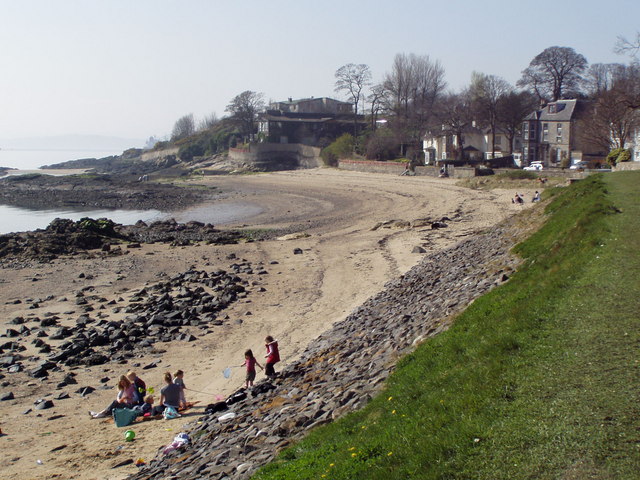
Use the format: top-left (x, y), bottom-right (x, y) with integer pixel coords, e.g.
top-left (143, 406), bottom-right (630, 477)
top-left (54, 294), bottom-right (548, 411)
top-left (1, 0), bottom-right (638, 145)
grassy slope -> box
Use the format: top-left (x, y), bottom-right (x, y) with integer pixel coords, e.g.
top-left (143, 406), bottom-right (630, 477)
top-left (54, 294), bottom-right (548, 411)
top-left (254, 172), bottom-right (640, 480)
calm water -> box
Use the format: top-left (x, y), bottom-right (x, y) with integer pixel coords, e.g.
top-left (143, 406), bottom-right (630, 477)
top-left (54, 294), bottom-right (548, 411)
top-left (0, 148), bottom-right (123, 170)
top-left (0, 149), bottom-right (265, 234)
top-left (0, 202), bottom-right (264, 235)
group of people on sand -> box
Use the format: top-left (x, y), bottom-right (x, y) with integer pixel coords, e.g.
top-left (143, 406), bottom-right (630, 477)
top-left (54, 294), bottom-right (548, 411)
top-left (89, 336), bottom-right (281, 419)
top-left (512, 191), bottom-right (541, 204)
top-left (89, 370), bottom-right (188, 419)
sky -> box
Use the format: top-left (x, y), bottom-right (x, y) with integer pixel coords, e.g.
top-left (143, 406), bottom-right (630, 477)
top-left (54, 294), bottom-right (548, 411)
top-left (1, 0), bottom-right (638, 147)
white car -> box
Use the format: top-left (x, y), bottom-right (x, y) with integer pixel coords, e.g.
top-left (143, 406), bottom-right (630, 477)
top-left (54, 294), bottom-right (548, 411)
top-left (523, 162), bottom-right (544, 171)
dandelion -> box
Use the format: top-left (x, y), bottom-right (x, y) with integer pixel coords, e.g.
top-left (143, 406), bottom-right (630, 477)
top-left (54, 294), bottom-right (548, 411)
top-left (351, 453), bottom-right (357, 457)
top-left (348, 447), bottom-right (356, 451)
top-left (387, 452), bottom-right (393, 456)
top-left (361, 425), bottom-right (367, 430)
top-left (392, 410), bottom-right (396, 414)
top-left (329, 463), bottom-right (335, 467)
top-left (388, 396), bottom-right (393, 401)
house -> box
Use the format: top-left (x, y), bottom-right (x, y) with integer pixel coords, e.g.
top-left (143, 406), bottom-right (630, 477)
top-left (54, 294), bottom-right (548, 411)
top-left (521, 99), bottom-right (606, 168)
top-left (258, 97), bottom-right (365, 146)
top-left (422, 124), bottom-right (519, 165)
top-left (423, 124), bottom-right (485, 164)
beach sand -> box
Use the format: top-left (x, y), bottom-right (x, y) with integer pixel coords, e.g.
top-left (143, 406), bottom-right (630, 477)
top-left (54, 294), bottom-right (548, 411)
top-left (0, 169), bottom-right (536, 480)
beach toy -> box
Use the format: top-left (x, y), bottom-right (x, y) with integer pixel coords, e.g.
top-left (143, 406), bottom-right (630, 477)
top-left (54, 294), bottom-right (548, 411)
top-left (124, 429), bottom-right (136, 442)
top-left (147, 387), bottom-right (154, 395)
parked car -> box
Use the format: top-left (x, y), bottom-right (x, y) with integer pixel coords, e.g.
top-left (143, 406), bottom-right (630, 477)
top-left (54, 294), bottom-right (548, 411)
top-left (569, 161), bottom-right (589, 170)
top-left (523, 162), bottom-right (544, 171)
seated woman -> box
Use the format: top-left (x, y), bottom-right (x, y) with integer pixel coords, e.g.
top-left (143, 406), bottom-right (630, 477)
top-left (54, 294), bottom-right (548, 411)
top-left (152, 372), bottom-right (182, 415)
top-left (89, 375), bottom-right (136, 419)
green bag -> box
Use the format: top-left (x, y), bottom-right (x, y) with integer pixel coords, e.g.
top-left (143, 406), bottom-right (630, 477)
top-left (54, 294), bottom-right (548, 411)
top-left (113, 407), bottom-right (139, 428)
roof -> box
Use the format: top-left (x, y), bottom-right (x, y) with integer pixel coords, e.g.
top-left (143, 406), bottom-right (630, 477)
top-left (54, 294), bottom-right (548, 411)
top-left (274, 97), bottom-right (352, 106)
top-left (539, 99), bottom-right (578, 121)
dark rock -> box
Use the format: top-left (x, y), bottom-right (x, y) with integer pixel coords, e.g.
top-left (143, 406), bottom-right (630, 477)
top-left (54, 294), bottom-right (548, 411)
top-left (35, 399), bottom-right (54, 410)
top-left (0, 392), bottom-right (14, 401)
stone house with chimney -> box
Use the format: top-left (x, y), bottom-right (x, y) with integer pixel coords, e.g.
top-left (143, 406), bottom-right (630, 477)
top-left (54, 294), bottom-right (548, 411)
top-left (522, 99), bottom-right (606, 167)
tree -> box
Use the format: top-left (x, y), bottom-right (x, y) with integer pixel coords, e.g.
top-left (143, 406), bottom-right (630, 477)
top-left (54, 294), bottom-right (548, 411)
top-left (518, 46), bottom-right (588, 102)
top-left (436, 90), bottom-right (474, 161)
top-left (470, 72), bottom-right (511, 157)
top-left (584, 63), bottom-right (625, 96)
top-left (334, 63), bottom-right (371, 139)
top-left (225, 91), bottom-right (265, 140)
top-left (171, 114), bottom-right (195, 141)
top-left (615, 32), bottom-right (640, 60)
top-left (198, 112), bottom-right (219, 131)
top-left (367, 84), bottom-right (387, 130)
top-left (382, 53), bottom-right (447, 146)
top-left (583, 64), bottom-right (640, 151)
top-left (496, 91), bottom-right (537, 154)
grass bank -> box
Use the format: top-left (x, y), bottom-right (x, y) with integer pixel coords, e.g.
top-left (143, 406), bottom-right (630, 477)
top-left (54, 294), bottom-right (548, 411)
top-left (254, 171), bottom-right (640, 479)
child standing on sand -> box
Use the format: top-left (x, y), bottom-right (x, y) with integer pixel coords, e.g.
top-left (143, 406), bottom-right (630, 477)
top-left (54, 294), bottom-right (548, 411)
top-left (264, 336), bottom-right (280, 379)
top-left (173, 370), bottom-right (187, 408)
top-left (242, 349), bottom-right (263, 388)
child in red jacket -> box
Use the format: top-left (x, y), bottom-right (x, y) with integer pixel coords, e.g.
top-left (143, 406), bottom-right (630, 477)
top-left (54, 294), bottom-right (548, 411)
top-left (264, 336), bottom-right (280, 379)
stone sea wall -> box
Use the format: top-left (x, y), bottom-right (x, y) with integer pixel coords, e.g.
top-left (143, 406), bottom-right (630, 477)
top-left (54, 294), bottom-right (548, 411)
top-left (228, 144), bottom-right (322, 171)
top-left (129, 216), bottom-right (524, 480)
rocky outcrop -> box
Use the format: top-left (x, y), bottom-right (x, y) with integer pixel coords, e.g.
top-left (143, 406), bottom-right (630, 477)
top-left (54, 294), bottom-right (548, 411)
top-left (0, 218), bottom-right (248, 265)
top-left (1, 266), bottom-right (256, 372)
top-left (128, 219), bottom-right (522, 480)
top-left (0, 173), bottom-right (215, 211)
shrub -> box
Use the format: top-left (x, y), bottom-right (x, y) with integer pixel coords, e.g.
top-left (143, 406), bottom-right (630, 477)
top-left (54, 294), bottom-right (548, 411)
top-left (321, 134), bottom-right (354, 166)
top-left (607, 148), bottom-right (631, 166)
top-left (178, 144), bottom-right (205, 162)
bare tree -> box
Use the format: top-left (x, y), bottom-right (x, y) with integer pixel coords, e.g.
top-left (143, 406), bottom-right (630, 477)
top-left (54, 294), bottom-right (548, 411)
top-left (198, 112), bottom-right (219, 131)
top-left (382, 53), bottom-right (447, 150)
top-left (518, 46), bottom-right (588, 102)
top-left (615, 32), bottom-right (640, 59)
top-left (436, 90), bottom-right (474, 161)
top-left (225, 91), bottom-right (265, 140)
top-left (334, 63), bottom-right (371, 116)
top-left (584, 64), bottom-right (640, 150)
top-left (171, 113), bottom-right (196, 141)
top-left (367, 83), bottom-right (387, 130)
top-left (497, 91), bottom-right (538, 154)
top-left (584, 63), bottom-right (626, 96)
top-left (470, 72), bottom-right (511, 157)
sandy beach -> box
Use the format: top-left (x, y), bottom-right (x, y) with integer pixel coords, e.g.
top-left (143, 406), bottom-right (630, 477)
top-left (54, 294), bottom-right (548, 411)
top-left (0, 169), bottom-right (537, 480)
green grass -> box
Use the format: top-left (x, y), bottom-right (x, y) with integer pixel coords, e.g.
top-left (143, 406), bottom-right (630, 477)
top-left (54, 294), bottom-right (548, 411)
top-left (254, 171), bottom-right (640, 479)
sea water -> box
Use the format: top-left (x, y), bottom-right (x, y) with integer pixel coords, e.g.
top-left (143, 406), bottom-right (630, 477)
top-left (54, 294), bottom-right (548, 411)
top-left (0, 202), bottom-right (265, 235)
top-left (0, 148), bottom-right (123, 170)
top-left (0, 149), bottom-right (265, 234)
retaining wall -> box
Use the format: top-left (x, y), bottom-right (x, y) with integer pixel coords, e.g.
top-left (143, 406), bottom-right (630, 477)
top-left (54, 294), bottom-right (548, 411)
top-left (228, 143), bottom-right (322, 171)
top-left (338, 159), bottom-right (476, 178)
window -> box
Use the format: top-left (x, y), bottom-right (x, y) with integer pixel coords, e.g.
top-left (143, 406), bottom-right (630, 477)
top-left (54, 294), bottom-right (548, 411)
top-left (495, 135), bottom-right (502, 146)
top-left (530, 124), bottom-right (536, 141)
top-left (556, 124), bottom-right (562, 142)
top-left (548, 104), bottom-right (557, 114)
top-left (523, 123), bottom-right (529, 140)
top-left (543, 123), bottom-right (549, 142)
